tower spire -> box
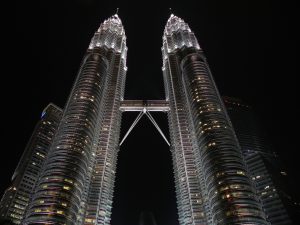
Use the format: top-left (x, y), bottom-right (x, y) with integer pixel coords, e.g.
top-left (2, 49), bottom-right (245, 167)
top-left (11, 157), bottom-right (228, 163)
top-left (169, 8), bottom-right (174, 17)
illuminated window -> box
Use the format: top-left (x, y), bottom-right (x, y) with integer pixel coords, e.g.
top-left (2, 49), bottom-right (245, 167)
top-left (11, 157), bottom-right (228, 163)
top-left (236, 171), bottom-right (245, 175)
top-left (226, 211), bottom-right (232, 216)
top-left (99, 210), bottom-right (106, 216)
top-left (64, 178), bottom-right (73, 184)
top-left (57, 210), bottom-right (64, 215)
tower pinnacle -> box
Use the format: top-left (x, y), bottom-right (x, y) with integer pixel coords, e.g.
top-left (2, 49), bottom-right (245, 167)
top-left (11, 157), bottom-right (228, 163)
top-left (89, 14), bottom-right (126, 52)
top-left (162, 13), bottom-right (199, 53)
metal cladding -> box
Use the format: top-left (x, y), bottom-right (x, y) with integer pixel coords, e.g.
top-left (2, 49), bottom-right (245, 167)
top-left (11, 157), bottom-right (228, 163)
top-left (162, 14), bottom-right (200, 57)
top-left (162, 14), bottom-right (268, 225)
top-left (22, 14), bottom-right (127, 225)
top-left (1, 13), bottom-right (282, 225)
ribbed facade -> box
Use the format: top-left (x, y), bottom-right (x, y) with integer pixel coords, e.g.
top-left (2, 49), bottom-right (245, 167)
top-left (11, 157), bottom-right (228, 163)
top-left (223, 97), bottom-right (293, 225)
top-left (83, 15), bottom-right (127, 225)
top-left (162, 14), bottom-right (268, 225)
top-left (0, 103), bottom-right (62, 224)
top-left (22, 14), bottom-right (127, 225)
top-left (1, 13), bottom-right (283, 225)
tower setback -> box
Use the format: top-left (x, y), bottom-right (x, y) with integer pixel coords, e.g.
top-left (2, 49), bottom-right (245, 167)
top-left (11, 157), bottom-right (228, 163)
top-left (0, 13), bottom-right (280, 225)
top-left (22, 14), bottom-right (127, 225)
top-left (162, 14), bottom-right (268, 225)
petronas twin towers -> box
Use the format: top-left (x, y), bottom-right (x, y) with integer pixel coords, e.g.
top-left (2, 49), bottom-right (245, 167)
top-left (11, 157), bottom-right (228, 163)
top-left (1, 14), bottom-right (269, 225)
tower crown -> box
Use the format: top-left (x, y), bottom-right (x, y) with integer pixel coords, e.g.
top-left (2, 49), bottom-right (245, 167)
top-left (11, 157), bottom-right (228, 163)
top-left (99, 14), bottom-right (124, 34)
top-left (162, 14), bottom-right (200, 55)
top-left (164, 14), bottom-right (191, 35)
top-left (89, 14), bottom-right (127, 53)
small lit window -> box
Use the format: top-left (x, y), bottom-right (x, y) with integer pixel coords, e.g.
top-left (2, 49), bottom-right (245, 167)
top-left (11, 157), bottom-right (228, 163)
top-left (237, 171), bottom-right (245, 175)
top-left (57, 210), bottom-right (64, 215)
top-left (64, 179), bottom-right (73, 184)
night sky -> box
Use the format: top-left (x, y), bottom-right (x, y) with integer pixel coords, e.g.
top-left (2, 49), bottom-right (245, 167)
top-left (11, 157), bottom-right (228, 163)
top-left (2, 1), bottom-right (299, 224)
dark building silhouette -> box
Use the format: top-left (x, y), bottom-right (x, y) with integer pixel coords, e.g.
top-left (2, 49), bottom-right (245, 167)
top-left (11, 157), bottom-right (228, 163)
top-left (224, 96), bottom-right (299, 225)
top-left (139, 211), bottom-right (158, 225)
top-left (0, 218), bottom-right (14, 225)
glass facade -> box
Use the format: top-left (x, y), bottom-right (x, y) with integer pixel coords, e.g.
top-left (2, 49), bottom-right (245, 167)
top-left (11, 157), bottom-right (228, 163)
top-left (83, 15), bottom-right (127, 225)
top-left (22, 14), bottom-right (127, 225)
top-left (0, 103), bottom-right (62, 224)
top-left (2, 13), bottom-right (290, 225)
top-left (162, 14), bottom-right (268, 225)
top-left (223, 96), bottom-right (295, 225)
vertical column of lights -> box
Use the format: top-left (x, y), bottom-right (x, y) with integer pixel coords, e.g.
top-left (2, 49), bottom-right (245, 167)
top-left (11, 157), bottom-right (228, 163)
top-left (84, 14), bottom-right (127, 225)
top-left (23, 18), bottom-right (113, 224)
top-left (0, 104), bottom-right (62, 224)
top-left (162, 14), bottom-right (209, 225)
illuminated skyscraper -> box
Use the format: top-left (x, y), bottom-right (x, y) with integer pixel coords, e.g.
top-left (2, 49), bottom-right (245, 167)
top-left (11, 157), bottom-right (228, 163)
top-left (0, 13), bottom-right (272, 225)
top-left (23, 14), bottom-right (127, 225)
top-left (161, 14), bottom-right (268, 224)
top-left (0, 103), bottom-right (62, 224)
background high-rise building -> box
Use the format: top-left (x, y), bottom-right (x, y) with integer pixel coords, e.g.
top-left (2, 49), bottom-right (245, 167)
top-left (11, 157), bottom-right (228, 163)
top-left (0, 104), bottom-right (62, 224)
top-left (223, 96), bottom-right (300, 225)
top-left (139, 211), bottom-right (158, 225)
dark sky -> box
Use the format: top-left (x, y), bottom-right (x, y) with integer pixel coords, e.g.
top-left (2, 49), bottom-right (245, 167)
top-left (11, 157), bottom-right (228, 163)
top-left (2, 0), bottom-right (299, 224)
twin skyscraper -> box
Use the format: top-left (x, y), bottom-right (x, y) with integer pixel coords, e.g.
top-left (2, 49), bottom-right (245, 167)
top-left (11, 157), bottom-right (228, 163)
top-left (0, 14), bottom-right (269, 225)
